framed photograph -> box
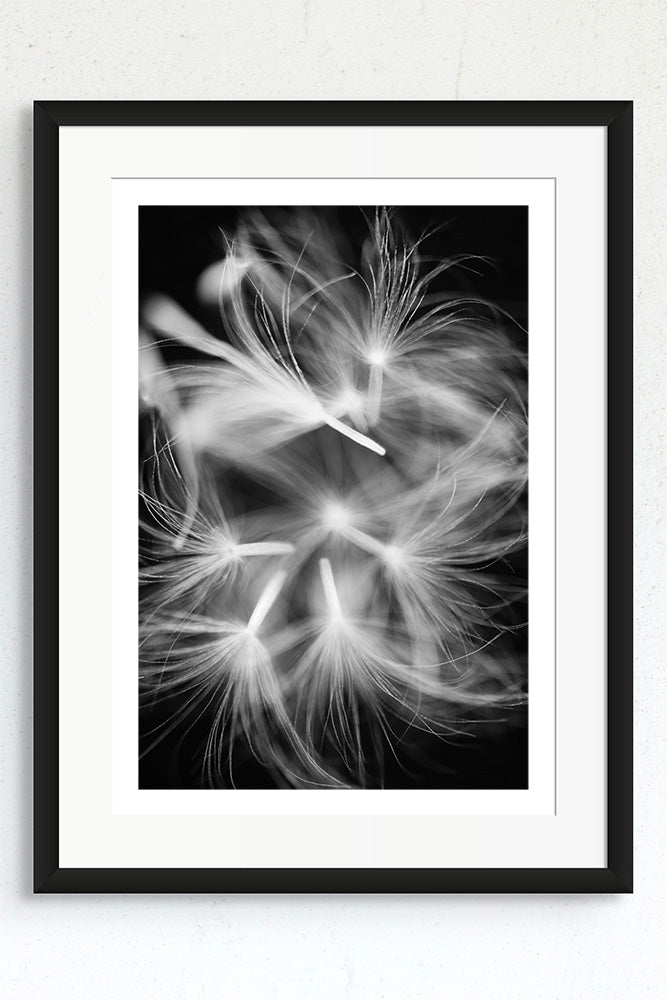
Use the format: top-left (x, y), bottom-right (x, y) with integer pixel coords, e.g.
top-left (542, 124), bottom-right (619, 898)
top-left (34, 101), bottom-right (632, 892)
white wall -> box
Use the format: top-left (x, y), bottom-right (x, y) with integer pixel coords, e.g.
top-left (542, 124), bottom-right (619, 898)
top-left (1, 2), bottom-right (664, 997)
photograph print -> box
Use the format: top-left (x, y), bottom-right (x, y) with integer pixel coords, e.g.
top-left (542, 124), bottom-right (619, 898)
top-left (138, 204), bottom-right (528, 791)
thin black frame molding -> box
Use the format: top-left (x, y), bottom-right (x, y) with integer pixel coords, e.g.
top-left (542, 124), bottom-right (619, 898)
top-left (33, 101), bottom-right (633, 893)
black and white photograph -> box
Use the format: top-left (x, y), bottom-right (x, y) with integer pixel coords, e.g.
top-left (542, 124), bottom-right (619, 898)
top-left (138, 205), bottom-right (529, 791)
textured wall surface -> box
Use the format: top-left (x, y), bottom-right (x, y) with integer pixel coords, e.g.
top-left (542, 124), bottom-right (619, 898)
top-left (1, 2), bottom-right (664, 996)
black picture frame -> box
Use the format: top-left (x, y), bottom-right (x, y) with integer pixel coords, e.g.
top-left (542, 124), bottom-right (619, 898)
top-left (34, 100), bottom-right (633, 893)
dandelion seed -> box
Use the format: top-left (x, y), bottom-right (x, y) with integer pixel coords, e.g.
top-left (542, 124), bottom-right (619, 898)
top-left (143, 292), bottom-right (385, 460)
top-left (140, 471), bottom-right (295, 615)
top-left (140, 593), bottom-right (344, 789)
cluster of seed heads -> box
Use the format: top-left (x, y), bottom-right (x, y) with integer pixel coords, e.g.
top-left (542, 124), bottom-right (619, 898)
top-left (139, 208), bottom-right (528, 789)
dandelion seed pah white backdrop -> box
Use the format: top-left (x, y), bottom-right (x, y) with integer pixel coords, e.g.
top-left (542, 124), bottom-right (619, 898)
top-left (137, 198), bottom-right (529, 792)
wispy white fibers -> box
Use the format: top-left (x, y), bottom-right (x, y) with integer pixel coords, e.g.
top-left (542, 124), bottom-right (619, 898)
top-left (140, 571), bottom-right (346, 788)
top-left (142, 289), bottom-right (386, 461)
top-left (139, 207), bottom-right (528, 789)
top-left (282, 558), bottom-right (516, 787)
top-left (139, 330), bottom-right (202, 547)
top-left (140, 469), bottom-right (294, 617)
